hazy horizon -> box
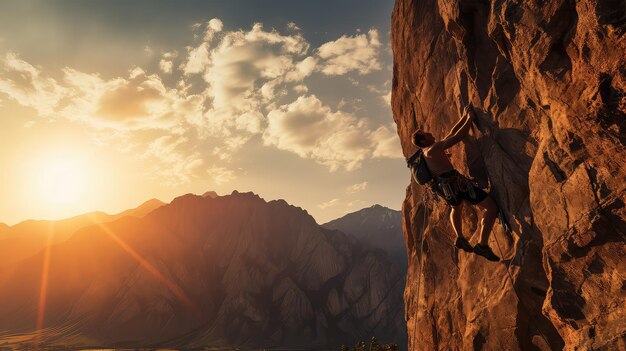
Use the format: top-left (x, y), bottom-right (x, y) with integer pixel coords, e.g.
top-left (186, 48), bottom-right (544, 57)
top-left (0, 189), bottom-right (400, 226)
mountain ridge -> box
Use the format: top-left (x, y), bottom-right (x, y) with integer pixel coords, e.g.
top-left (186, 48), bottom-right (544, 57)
top-left (0, 191), bottom-right (407, 349)
top-left (323, 205), bottom-right (406, 269)
top-left (0, 198), bottom-right (166, 268)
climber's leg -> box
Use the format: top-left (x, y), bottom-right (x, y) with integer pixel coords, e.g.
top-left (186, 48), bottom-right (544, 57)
top-left (451, 203), bottom-right (473, 252)
top-left (450, 203), bottom-right (463, 238)
top-left (476, 195), bottom-right (498, 245)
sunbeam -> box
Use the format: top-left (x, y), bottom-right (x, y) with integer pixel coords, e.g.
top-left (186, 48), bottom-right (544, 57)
top-left (88, 216), bottom-right (201, 318)
top-left (36, 219), bottom-right (55, 347)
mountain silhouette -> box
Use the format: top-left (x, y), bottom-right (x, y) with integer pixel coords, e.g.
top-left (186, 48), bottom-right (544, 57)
top-left (323, 205), bottom-right (406, 269)
top-left (0, 191), bottom-right (405, 349)
top-left (0, 198), bottom-right (165, 268)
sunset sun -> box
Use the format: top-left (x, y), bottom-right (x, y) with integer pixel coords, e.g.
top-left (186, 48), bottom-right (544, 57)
top-left (36, 157), bottom-right (88, 206)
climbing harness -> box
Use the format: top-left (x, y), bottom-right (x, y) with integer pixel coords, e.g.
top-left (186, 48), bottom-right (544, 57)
top-left (433, 171), bottom-right (479, 202)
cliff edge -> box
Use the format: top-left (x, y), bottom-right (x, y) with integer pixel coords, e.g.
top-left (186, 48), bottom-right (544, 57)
top-left (391, 0), bottom-right (625, 350)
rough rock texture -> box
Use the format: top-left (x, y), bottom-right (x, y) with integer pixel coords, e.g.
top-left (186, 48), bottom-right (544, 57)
top-left (0, 192), bottom-right (406, 349)
top-left (391, 0), bottom-right (625, 350)
top-left (323, 205), bottom-right (406, 269)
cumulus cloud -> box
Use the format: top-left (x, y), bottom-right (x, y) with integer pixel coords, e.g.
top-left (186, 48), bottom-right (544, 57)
top-left (346, 181), bottom-right (368, 194)
top-left (370, 124), bottom-right (402, 158)
top-left (293, 84), bottom-right (308, 93)
top-left (204, 18), bottom-right (224, 41)
top-left (159, 59), bottom-right (173, 74)
top-left (60, 67), bottom-right (204, 132)
top-left (190, 22), bottom-right (315, 150)
top-left (182, 42), bottom-right (211, 75)
top-left (317, 29), bottom-right (382, 75)
top-left (264, 95), bottom-right (399, 171)
top-left (176, 22), bottom-right (390, 163)
top-left (0, 53), bottom-right (66, 115)
top-left (0, 19), bottom-right (399, 187)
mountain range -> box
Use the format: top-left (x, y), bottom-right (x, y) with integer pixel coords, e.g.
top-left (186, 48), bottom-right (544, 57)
top-left (323, 205), bottom-right (405, 269)
top-left (0, 199), bottom-right (165, 268)
top-left (0, 191), bottom-right (406, 350)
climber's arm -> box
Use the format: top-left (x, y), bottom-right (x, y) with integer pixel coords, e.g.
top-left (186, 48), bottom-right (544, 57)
top-left (444, 112), bottom-right (470, 140)
top-left (440, 113), bottom-right (473, 149)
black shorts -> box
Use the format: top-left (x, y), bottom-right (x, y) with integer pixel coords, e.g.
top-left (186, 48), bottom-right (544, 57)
top-left (435, 171), bottom-right (488, 207)
top-left (443, 186), bottom-right (488, 206)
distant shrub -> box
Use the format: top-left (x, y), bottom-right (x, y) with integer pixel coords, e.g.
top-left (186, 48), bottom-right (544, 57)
top-left (340, 336), bottom-right (398, 351)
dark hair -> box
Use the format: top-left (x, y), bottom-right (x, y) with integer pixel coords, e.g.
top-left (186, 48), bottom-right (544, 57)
top-left (412, 130), bottom-right (428, 147)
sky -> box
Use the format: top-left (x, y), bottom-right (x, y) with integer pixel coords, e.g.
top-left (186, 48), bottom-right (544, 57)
top-left (0, 0), bottom-right (409, 225)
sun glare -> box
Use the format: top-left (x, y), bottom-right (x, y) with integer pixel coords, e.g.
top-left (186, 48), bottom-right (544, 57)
top-left (37, 157), bottom-right (88, 206)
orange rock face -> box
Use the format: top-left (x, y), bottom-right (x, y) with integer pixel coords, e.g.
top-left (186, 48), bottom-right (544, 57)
top-left (391, 0), bottom-right (625, 349)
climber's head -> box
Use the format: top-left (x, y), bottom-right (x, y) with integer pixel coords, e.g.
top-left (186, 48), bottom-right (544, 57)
top-left (412, 129), bottom-right (435, 147)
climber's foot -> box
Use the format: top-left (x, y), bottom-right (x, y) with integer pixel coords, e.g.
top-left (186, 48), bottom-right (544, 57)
top-left (455, 237), bottom-right (474, 253)
top-left (473, 244), bottom-right (500, 262)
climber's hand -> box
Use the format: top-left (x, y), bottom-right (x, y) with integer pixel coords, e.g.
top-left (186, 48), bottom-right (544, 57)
top-left (462, 104), bottom-right (472, 118)
top-left (465, 105), bottom-right (478, 123)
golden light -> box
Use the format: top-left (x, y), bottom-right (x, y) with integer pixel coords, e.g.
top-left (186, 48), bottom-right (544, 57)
top-left (36, 156), bottom-right (88, 206)
top-left (88, 216), bottom-right (203, 320)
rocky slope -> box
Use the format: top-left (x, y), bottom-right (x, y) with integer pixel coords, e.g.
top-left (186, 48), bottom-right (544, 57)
top-left (0, 192), bottom-right (406, 349)
top-left (391, 0), bottom-right (625, 350)
top-left (323, 205), bottom-right (406, 269)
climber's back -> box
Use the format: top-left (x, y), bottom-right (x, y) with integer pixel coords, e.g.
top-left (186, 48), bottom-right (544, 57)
top-left (422, 143), bottom-right (454, 176)
top-left (411, 129), bottom-right (456, 176)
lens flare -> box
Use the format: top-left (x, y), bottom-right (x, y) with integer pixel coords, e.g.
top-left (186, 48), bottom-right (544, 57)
top-left (36, 220), bottom-right (55, 347)
top-left (88, 216), bottom-right (201, 317)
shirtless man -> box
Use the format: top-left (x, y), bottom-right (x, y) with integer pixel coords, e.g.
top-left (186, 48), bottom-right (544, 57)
top-left (412, 106), bottom-right (500, 261)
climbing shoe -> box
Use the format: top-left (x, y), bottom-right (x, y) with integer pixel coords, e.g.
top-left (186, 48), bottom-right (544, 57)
top-left (455, 237), bottom-right (474, 253)
top-left (473, 244), bottom-right (500, 262)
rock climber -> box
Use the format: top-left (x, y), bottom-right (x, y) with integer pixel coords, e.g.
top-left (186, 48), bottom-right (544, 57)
top-left (411, 105), bottom-right (500, 261)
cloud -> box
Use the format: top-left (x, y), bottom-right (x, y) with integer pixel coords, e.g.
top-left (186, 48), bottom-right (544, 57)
top-left (176, 22), bottom-right (390, 165)
top-left (207, 166), bottom-right (236, 185)
top-left (346, 181), bottom-right (368, 194)
top-left (0, 19), bottom-right (399, 188)
top-left (293, 84), bottom-right (308, 93)
top-left (186, 22), bottom-right (315, 150)
top-left (317, 29), bottom-right (382, 75)
top-left (159, 59), bottom-right (173, 74)
top-left (347, 199), bottom-right (367, 208)
top-left (182, 42), bottom-right (211, 75)
top-left (0, 53), bottom-right (66, 115)
top-left (370, 124), bottom-right (402, 158)
top-left (264, 95), bottom-right (399, 171)
top-left (318, 198), bottom-right (340, 209)
top-left (382, 91), bottom-right (391, 105)
top-left (141, 135), bottom-right (205, 185)
top-left (163, 51), bottom-right (178, 59)
top-left (143, 45), bottom-right (154, 56)
top-left (204, 18), bottom-right (224, 41)
top-left (60, 67), bottom-right (204, 132)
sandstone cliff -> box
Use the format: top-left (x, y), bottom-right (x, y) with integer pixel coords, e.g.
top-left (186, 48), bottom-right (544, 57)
top-left (391, 0), bottom-right (625, 350)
